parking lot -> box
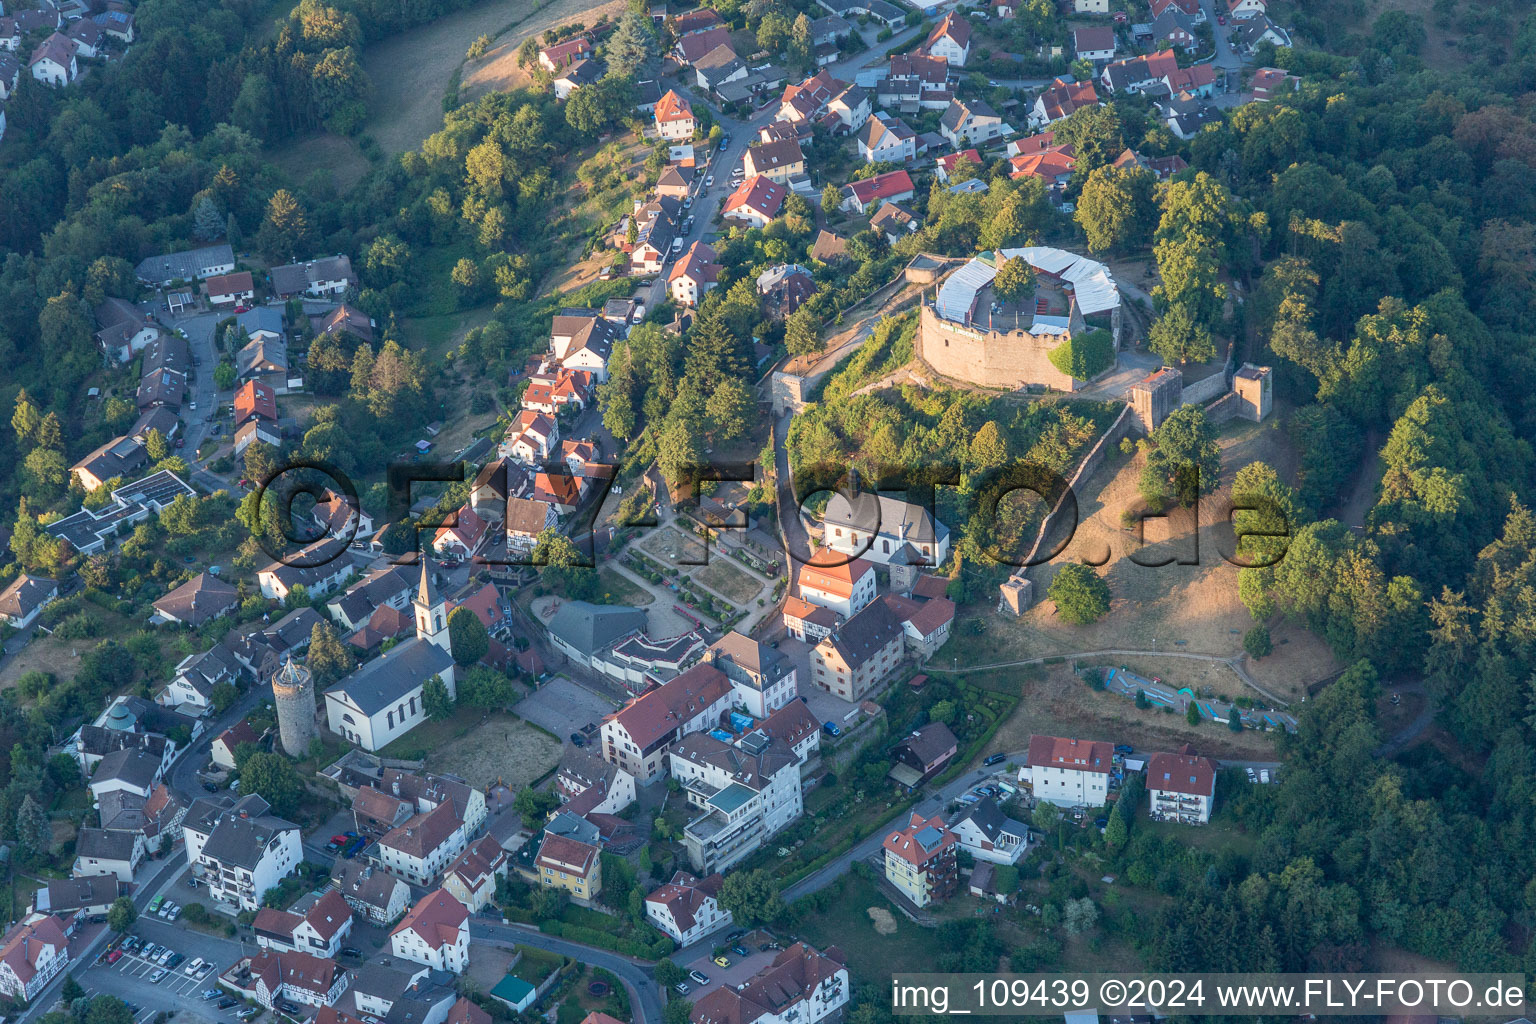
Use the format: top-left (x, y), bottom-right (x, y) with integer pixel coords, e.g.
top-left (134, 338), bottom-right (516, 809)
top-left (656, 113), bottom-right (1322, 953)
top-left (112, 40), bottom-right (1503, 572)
top-left (676, 933), bottom-right (782, 1001)
top-left (512, 676), bottom-right (618, 739)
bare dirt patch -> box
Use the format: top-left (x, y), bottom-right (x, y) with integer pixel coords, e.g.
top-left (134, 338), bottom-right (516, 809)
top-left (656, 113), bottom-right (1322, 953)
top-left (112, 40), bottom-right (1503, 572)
top-left (0, 634), bottom-right (87, 691)
top-left (955, 409), bottom-right (1342, 695)
top-left (1243, 618), bottom-right (1339, 702)
top-left (692, 559), bottom-right (762, 606)
top-left (983, 663), bottom-right (1279, 761)
top-left (428, 712), bottom-right (562, 791)
top-left (866, 906), bottom-right (898, 935)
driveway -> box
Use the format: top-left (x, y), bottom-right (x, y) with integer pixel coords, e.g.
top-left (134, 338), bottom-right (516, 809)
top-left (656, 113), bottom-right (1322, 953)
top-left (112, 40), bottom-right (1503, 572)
top-left (513, 675), bottom-right (619, 737)
top-left (679, 945), bottom-right (779, 1001)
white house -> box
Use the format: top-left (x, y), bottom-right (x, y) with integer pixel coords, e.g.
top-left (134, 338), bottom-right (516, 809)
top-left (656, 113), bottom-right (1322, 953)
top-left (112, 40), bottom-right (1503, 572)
top-left (797, 553), bottom-right (876, 619)
top-left (948, 798), bottom-right (1029, 864)
top-left (184, 794), bottom-right (303, 912)
top-left (669, 241), bottom-right (719, 308)
top-left (821, 494), bottom-right (951, 567)
top-left (1022, 735), bottom-right (1113, 808)
top-left (390, 889), bottom-right (470, 974)
top-left (645, 871), bottom-right (730, 945)
top-left (374, 801), bottom-right (467, 887)
top-left (1147, 751), bottom-right (1216, 824)
top-left (669, 731), bottom-right (803, 873)
top-left (0, 574), bottom-right (59, 629)
top-left (442, 836), bottom-right (508, 912)
top-left (705, 632), bottom-right (796, 719)
top-left (245, 950), bottom-right (349, 1010)
top-left (654, 89), bottom-right (696, 139)
top-left (0, 914), bottom-right (72, 1002)
top-left (918, 12), bottom-right (971, 65)
top-left (206, 271), bottom-right (255, 306)
top-left (72, 827), bottom-right (145, 882)
top-left (940, 97), bottom-right (1011, 148)
top-left (688, 945), bottom-right (849, 1024)
top-left (253, 889), bottom-right (354, 958)
top-left (598, 662), bottom-right (734, 784)
top-left (324, 563), bottom-right (458, 752)
top-left (28, 33), bottom-right (75, 85)
top-left (856, 112), bottom-right (916, 163)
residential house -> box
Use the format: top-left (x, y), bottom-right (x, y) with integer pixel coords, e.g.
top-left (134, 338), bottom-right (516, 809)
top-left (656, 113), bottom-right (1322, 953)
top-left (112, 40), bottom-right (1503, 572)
top-left (1150, 7), bottom-right (1197, 50)
top-left (134, 244), bottom-right (235, 287)
top-left (1161, 90), bottom-right (1221, 138)
top-left (532, 466), bottom-right (583, 515)
top-left (1099, 49), bottom-right (1178, 93)
top-left (1073, 24), bottom-right (1117, 61)
top-left (941, 97), bottom-right (1010, 148)
top-left (376, 801), bottom-right (468, 887)
top-left (505, 409), bottom-right (560, 463)
top-left (816, 0), bottom-right (905, 27)
top-left (778, 69), bottom-right (844, 125)
top-left (1009, 143), bottom-right (1076, 189)
top-left (538, 35), bottom-right (593, 72)
top-left (809, 598), bottom-right (905, 701)
top-left (756, 263), bottom-right (815, 319)
top-left (882, 592), bottom-right (957, 658)
top-left (431, 504), bottom-right (490, 560)
top-left (1249, 65), bottom-right (1298, 101)
top-left (669, 731), bottom-right (802, 873)
top-left (1231, 16), bottom-right (1290, 52)
top-left (555, 746), bottom-right (638, 819)
top-left (88, 746), bottom-right (165, 803)
top-left (533, 830), bottom-right (603, 901)
top-left (628, 197), bottom-right (680, 276)
top-left (882, 812), bottom-right (957, 907)
top-left (211, 720), bottom-right (260, 771)
top-left (1147, 750), bottom-right (1216, 824)
top-left (654, 89), bottom-right (695, 139)
top-left (856, 111), bottom-right (916, 163)
top-left (0, 574), bottom-right (59, 629)
top-left (669, 241), bottom-right (719, 307)
top-left (242, 950), bottom-right (349, 1010)
top-left (706, 631), bottom-right (796, 718)
top-left (136, 367), bottom-right (185, 410)
top-left (878, 54), bottom-right (950, 111)
top-left (254, 889), bottom-right (354, 958)
top-left (93, 297), bottom-right (160, 363)
top-left (1022, 734), bottom-right (1114, 807)
top-left (34, 875), bottom-right (123, 920)
top-left (917, 12), bottom-right (971, 65)
top-left (316, 304), bottom-right (374, 345)
top-left (66, 13), bottom-right (102, 54)
top-left (553, 57), bottom-right (601, 99)
top-left (234, 379), bottom-right (278, 427)
top-left (72, 827), bottom-right (144, 882)
top-left (722, 175), bottom-right (786, 229)
top-left (1149, 0), bottom-right (1203, 20)
top-left (870, 201), bottom-right (918, 242)
top-left (675, 26), bottom-right (731, 64)
top-left (390, 890), bottom-right (470, 973)
top-left (1165, 62), bottom-right (1218, 96)
top-left (505, 497), bottom-right (557, 554)
top-left (670, 8), bottom-right (726, 35)
top-left (934, 148), bottom-right (981, 182)
top-left (810, 229), bottom-right (848, 262)
top-left (330, 861), bottom-right (411, 925)
top-left (323, 563), bottom-right (458, 752)
top-left (1112, 146), bottom-right (1188, 178)
top-left (598, 662), bottom-right (734, 783)
top-left (206, 271), bottom-right (255, 306)
top-left (70, 435), bottom-right (149, 491)
top-left (184, 794), bottom-right (303, 911)
top-left (95, 7), bottom-right (135, 42)
top-left (688, 945), bottom-right (849, 1024)
top-left (1030, 77), bottom-right (1099, 129)
top-left (645, 871), bottom-right (729, 945)
top-left (825, 84), bottom-right (871, 132)
top-left (270, 256), bottom-right (356, 298)
top-left (441, 836), bottom-right (508, 912)
top-left (327, 565), bottom-right (416, 633)
top-left (256, 537), bottom-right (354, 601)
top-left (236, 335), bottom-right (288, 384)
top-left (743, 139), bottom-right (806, 184)
top-left (0, 914), bottom-right (72, 1002)
top-left (656, 163), bottom-right (694, 199)
top-left (822, 493), bottom-right (951, 567)
top-left (28, 33), bottom-right (76, 85)
top-left (840, 169), bottom-right (915, 214)
top-left (153, 572), bottom-right (238, 627)
top-left (521, 367), bottom-right (595, 416)
top-left (547, 601), bottom-right (646, 672)
top-left (887, 721), bottom-right (958, 790)
top-left (1228, 0), bottom-right (1265, 16)
top-left (797, 552), bottom-right (876, 619)
top-left (948, 797), bottom-right (1029, 864)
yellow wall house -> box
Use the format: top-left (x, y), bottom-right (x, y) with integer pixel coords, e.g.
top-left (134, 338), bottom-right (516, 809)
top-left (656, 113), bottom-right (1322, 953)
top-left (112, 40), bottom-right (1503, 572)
top-left (534, 833), bottom-right (603, 901)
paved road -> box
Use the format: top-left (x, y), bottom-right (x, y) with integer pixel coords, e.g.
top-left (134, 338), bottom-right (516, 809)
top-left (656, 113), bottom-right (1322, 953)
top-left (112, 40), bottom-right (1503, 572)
top-left (951, 647), bottom-right (1299, 709)
top-left (477, 921), bottom-right (663, 1024)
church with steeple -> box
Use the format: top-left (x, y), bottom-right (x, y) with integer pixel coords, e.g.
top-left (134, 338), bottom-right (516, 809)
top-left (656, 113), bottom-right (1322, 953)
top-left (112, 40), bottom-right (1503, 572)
top-left (322, 558), bottom-right (458, 752)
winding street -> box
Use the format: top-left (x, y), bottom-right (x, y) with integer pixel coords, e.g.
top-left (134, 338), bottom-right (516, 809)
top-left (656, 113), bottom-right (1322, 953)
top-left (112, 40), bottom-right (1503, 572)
top-left (477, 922), bottom-right (663, 1024)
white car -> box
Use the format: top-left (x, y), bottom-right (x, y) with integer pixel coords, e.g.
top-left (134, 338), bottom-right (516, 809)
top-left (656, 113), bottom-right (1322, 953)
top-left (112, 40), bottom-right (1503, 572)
top-left (185, 958), bottom-right (205, 977)
top-left (150, 969), bottom-right (167, 983)
top-left (683, 196), bottom-right (692, 208)
top-left (705, 175), bottom-right (714, 187)
top-left (1259, 769), bottom-right (1271, 783)
top-left (190, 401), bottom-right (197, 410)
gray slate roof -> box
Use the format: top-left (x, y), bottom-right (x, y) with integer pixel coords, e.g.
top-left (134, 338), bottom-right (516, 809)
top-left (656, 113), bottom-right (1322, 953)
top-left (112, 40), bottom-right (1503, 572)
top-left (546, 601), bottom-right (646, 654)
top-left (325, 638), bottom-right (455, 716)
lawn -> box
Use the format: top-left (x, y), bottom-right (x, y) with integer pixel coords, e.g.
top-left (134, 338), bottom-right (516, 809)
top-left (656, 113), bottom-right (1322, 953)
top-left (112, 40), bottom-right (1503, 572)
top-left (510, 945), bottom-right (566, 986)
top-left (793, 872), bottom-right (934, 980)
top-left (412, 711), bottom-right (560, 792)
top-left (595, 567), bottom-right (653, 607)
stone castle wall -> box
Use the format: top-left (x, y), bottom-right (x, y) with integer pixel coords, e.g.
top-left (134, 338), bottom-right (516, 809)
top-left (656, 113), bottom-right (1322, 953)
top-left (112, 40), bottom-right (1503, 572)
top-left (916, 304), bottom-right (1080, 391)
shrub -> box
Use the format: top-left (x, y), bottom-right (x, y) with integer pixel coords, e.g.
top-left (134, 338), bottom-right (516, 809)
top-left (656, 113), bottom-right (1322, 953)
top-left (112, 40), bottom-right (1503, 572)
top-left (1047, 329), bottom-right (1115, 380)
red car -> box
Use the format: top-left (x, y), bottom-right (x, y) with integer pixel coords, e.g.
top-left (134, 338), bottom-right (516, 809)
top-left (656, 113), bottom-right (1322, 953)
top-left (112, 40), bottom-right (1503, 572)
top-left (1217, 14), bottom-right (1225, 23)
top-left (234, 305), bottom-right (252, 313)
top-left (107, 949), bottom-right (124, 964)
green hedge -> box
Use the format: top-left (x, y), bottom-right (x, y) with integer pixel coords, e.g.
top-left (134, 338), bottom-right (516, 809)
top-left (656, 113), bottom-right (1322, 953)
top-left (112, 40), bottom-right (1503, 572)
top-left (539, 920), bottom-right (673, 960)
top-left (1047, 328), bottom-right (1114, 381)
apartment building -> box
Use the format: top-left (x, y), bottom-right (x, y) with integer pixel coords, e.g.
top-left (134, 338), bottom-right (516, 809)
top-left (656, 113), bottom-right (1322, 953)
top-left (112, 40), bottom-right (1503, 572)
top-left (1023, 734), bottom-right (1114, 808)
top-left (809, 598), bottom-right (905, 701)
top-left (670, 732), bottom-right (803, 874)
top-left (882, 811), bottom-right (957, 907)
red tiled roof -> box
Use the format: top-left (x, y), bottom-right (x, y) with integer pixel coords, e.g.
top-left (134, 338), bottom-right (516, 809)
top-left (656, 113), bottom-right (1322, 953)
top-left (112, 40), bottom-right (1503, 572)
top-left (391, 888), bottom-right (469, 947)
top-left (936, 148), bottom-right (981, 173)
top-left (535, 832), bottom-right (599, 876)
top-left (1147, 751), bottom-right (1216, 796)
top-left (655, 89), bottom-right (693, 123)
top-left (798, 552), bottom-right (874, 600)
top-left (722, 175), bottom-right (786, 221)
top-left (846, 169), bottom-right (915, 205)
top-left (882, 811), bottom-right (956, 865)
top-left (541, 36), bottom-right (592, 67)
top-left (606, 662), bottom-right (732, 750)
top-left (206, 271), bottom-right (254, 295)
top-left (235, 380), bottom-right (277, 425)
top-left (1026, 735), bottom-right (1114, 774)
top-left (304, 889), bottom-right (353, 941)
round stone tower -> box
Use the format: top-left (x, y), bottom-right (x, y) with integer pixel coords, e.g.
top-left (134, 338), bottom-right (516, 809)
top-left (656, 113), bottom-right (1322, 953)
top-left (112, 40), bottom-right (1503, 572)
top-left (272, 657), bottom-right (319, 758)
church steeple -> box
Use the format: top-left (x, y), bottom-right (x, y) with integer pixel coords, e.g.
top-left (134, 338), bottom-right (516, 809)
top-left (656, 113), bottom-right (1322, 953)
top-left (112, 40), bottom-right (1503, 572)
top-left (413, 555), bottom-right (448, 650)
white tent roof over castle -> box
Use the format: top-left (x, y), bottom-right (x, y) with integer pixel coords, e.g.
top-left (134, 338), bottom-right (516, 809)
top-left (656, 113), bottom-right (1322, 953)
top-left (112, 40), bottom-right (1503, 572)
top-left (999, 246), bottom-right (1120, 316)
top-left (934, 247), bottom-right (1120, 325)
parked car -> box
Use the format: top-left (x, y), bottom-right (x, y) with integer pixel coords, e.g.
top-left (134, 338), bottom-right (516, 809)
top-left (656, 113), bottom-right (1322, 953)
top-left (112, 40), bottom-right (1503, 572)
top-left (689, 970), bottom-right (710, 985)
top-left (705, 175), bottom-right (715, 187)
top-left (184, 958), bottom-right (204, 976)
top-left (731, 945), bottom-right (749, 957)
top-left (342, 836), bottom-right (369, 858)
top-left (983, 753), bottom-right (1006, 766)
top-left (1245, 767), bottom-right (1257, 782)
top-left (674, 983), bottom-right (691, 996)
top-left (202, 990), bottom-right (221, 1001)
top-left (203, 781), bottom-right (219, 793)
top-left (1216, 14), bottom-right (1225, 23)
top-left (237, 1010), bottom-right (259, 1021)
top-left (713, 955), bottom-right (730, 968)
top-left (148, 897), bottom-right (163, 914)
top-left (1259, 769), bottom-right (1271, 783)
top-left (217, 999), bottom-right (238, 1010)
top-left (107, 949), bottom-right (123, 964)
top-left (569, 733), bottom-right (586, 747)
top-left (822, 721), bottom-right (842, 738)
top-left (1114, 744), bottom-right (1134, 755)
top-left (167, 905), bottom-right (182, 922)
top-left (339, 947), bottom-right (362, 959)
top-left (150, 969), bottom-right (167, 983)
